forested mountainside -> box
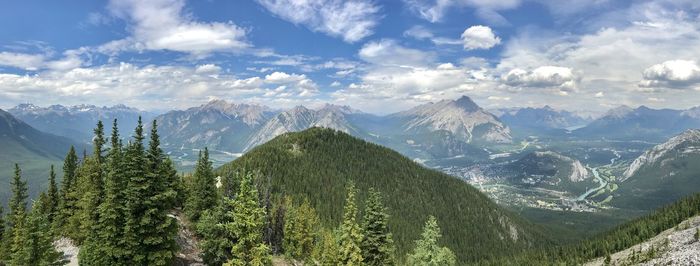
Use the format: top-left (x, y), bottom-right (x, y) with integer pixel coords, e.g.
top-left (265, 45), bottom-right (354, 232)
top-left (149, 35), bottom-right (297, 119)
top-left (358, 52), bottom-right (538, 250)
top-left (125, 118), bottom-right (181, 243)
top-left (0, 109), bottom-right (78, 205)
top-left (488, 193), bottom-right (700, 265)
top-left (218, 128), bottom-right (548, 264)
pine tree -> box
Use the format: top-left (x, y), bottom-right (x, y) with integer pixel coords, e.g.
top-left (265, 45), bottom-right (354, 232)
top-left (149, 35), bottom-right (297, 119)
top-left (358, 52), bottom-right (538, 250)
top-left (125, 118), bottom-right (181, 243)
top-left (20, 201), bottom-right (66, 266)
top-left (283, 197), bottom-right (320, 262)
top-left (7, 164), bottom-right (29, 265)
top-left (80, 119), bottom-right (127, 265)
top-left (185, 147), bottom-right (218, 221)
top-left (46, 165), bottom-right (59, 224)
top-left (338, 182), bottom-right (364, 265)
top-left (314, 229), bottom-right (339, 265)
top-left (141, 119), bottom-right (178, 265)
top-left (55, 145), bottom-right (79, 232)
top-left (695, 227), bottom-right (699, 242)
top-left (69, 122), bottom-right (106, 244)
top-left (121, 118), bottom-right (178, 265)
top-left (223, 170), bottom-right (271, 266)
top-left (407, 216), bottom-right (456, 266)
top-left (361, 189), bottom-right (395, 266)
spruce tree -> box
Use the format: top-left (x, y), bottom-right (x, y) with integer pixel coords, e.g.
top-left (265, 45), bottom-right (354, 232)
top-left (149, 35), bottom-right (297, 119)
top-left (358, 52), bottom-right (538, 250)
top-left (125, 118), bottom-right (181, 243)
top-left (283, 198), bottom-right (320, 262)
top-left (361, 189), bottom-right (395, 266)
top-left (314, 229), bottom-right (339, 265)
top-left (123, 116), bottom-right (149, 263)
top-left (407, 216), bottom-right (456, 266)
top-left (122, 118), bottom-right (178, 265)
top-left (223, 170), bottom-right (271, 266)
top-left (70, 122), bottom-right (106, 243)
top-left (338, 182), bottom-right (364, 265)
top-left (81, 119), bottom-right (127, 265)
top-left (7, 164), bottom-right (29, 265)
top-left (55, 145), bottom-right (79, 232)
top-left (21, 201), bottom-right (66, 266)
top-left (46, 165), bottom-right (59, 224)
top-left (142, 119), bottom-right (178, 265)
top-left (185, 148), bottom-right (217, 221)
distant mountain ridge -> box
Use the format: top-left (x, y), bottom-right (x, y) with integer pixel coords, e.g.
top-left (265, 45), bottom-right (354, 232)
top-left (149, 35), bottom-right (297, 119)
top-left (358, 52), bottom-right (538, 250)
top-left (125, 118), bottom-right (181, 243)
top-left (499, 105), bottom-right (591, 130)
top-left (574, 105), bottom-right (700, 141)
top-left (152, 95), bottom-right (512, 162)
top-left (9, 103), bottom-right (153, 143)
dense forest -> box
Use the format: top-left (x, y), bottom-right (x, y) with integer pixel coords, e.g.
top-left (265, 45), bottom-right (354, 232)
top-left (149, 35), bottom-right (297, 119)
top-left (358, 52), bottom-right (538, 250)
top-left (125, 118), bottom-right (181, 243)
top-left (0, 123), bottom-right (468, 265)
top-left (1, 124), bottom-right (700, 265)
top-left (218, 128), bottom-right (550, 264)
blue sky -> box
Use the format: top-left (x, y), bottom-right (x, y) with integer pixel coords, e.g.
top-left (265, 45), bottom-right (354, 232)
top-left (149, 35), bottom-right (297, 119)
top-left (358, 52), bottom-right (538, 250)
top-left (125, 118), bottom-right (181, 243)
top-left (1, 0), bottom-right (699, 114)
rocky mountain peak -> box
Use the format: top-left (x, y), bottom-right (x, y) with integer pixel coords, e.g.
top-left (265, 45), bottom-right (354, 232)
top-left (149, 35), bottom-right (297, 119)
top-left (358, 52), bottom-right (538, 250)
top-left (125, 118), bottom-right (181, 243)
top-left (452, 95), bottom-right (480, 112)
top-left (623, 129), bottom-right (700, 179)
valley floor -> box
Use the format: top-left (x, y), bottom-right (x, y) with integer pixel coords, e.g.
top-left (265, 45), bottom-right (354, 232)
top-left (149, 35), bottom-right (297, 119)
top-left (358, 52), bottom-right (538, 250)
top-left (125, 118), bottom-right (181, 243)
top-left (586, 215), bottom-right (700, 265)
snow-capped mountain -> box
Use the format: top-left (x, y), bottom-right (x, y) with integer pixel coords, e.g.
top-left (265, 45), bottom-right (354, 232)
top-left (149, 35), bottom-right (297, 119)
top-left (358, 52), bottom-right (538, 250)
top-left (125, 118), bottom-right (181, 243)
top-left (623, 129), bottom-right (700, 180)
top-left (8, 103), bottom-right (151, 143)
top-left (391, 96), bottom-right (512, 143)
top-left (154, 100), bottom-right (275, 152)
top-left (499, 105), bottom-right (591, 130)
top-left (243, 104), bottom-right (366, 151)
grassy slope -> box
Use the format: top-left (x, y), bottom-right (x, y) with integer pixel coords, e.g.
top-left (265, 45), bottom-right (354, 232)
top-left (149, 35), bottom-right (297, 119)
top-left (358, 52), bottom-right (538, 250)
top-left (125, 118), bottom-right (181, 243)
top-left (217, 128), bottom-right (549, 263)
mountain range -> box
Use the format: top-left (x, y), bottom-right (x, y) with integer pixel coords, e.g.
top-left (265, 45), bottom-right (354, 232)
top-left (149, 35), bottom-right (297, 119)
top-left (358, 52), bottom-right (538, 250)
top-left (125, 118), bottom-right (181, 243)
top-left (574, 105), bottom-right (700, 141)
top-left (151, 95), bottom-right (512, 163)
top-left (498, 105), bottom-right (591, 135)
top-left (8, 103), bottom-right (153, 144)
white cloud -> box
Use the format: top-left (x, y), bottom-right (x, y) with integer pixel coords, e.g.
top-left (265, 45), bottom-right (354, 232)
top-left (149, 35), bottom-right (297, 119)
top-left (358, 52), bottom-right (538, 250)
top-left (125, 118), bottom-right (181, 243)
top-left (502, 66), bottom-right (578, 91)
top-left (639, 60), bottom-right (700, 89)
top-left (595, 91), bottom-right (604, 98)
top-left (358, 39), bottom-right (435, 67)
top-left (0, 63), bottom-right (318, 110)
top-left (404, 0), bottom-right (520, 24)
top-left (403, 25), bottom-right (463, 45)
top-left (107, 0), bottom-right (249, 55)
top-left (461, 25), bottom-right (501, 50)
top-left (0, 52), bottom-right (46, 71)
top-left (195, 64), bottom-right (222, 75)
top-left (256, 0), bottom-right (381, 42)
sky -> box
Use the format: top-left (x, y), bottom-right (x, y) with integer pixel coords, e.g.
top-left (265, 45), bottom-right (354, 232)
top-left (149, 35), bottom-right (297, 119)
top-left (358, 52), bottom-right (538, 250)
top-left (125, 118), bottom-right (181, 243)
top-left (1, 0), bottom-right (700, 114)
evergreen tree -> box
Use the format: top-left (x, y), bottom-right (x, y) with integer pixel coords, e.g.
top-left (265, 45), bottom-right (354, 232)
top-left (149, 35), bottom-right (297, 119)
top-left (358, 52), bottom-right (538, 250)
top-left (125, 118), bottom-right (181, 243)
top-left (283, 197), bottom-right (320, 262)
top-left (121, 118), bottom-right (178, 265)
top-left (0, 206), bottom-right (4, 256)
top-left (80, 119), bottom-right (127, 265)
top-left (407, 216), bottom-right (456, 266)
top-left (185, 148), bottom-right (218, 222)
top-left (337, 182), bottom-right (364, 265)
top-left (46, 165), bottom-right (59, 224)
top-left (361, 189), bottom-right (395, 266)
top-left (314, 229), bottom-right (340, 266)
top-left (223, 170), bottom-right (271, 266)
top-left (55, 146), bottom-right (79, 232)
top-left (123, 116), bottom-right (149, 263)
top-left (6, 164), bottom-right (29, 265)
top-left (197, 204), bottom-right (234, 266)
top-left (695, 227), bottom-right (699, 242)
top-left (69, 122), bottom-right (106, 244)
top-left (141, 119), bottom-right (178, 265)
top-left (19, 202), bottom-right (66, 266)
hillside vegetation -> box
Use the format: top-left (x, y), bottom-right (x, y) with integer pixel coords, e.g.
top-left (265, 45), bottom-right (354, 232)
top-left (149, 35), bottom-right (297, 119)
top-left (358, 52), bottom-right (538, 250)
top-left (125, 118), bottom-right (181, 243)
top-left (218, 127), bottom-right (549, 263)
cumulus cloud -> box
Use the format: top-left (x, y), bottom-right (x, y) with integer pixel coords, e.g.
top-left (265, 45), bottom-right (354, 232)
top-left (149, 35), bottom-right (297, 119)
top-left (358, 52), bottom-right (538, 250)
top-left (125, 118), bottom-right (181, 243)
top-left (502, 66), bottom-right (578, 91)
top-left (358, 39), bottom-right (435, 67)
top-left (0, 52), bottom-right (46, 71)
top-left (0, 63), bottom-right (318, 109)
top-left (639, 60), bottom-right (700, 89)
top-left (107, 0), bottom-right (249, 55)
top-left (461, 25), bottom-right (501, 50)
top-left (256, 0), bottom-right (381, 42)
top-left (403, 0), bottom-right (520, 24)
